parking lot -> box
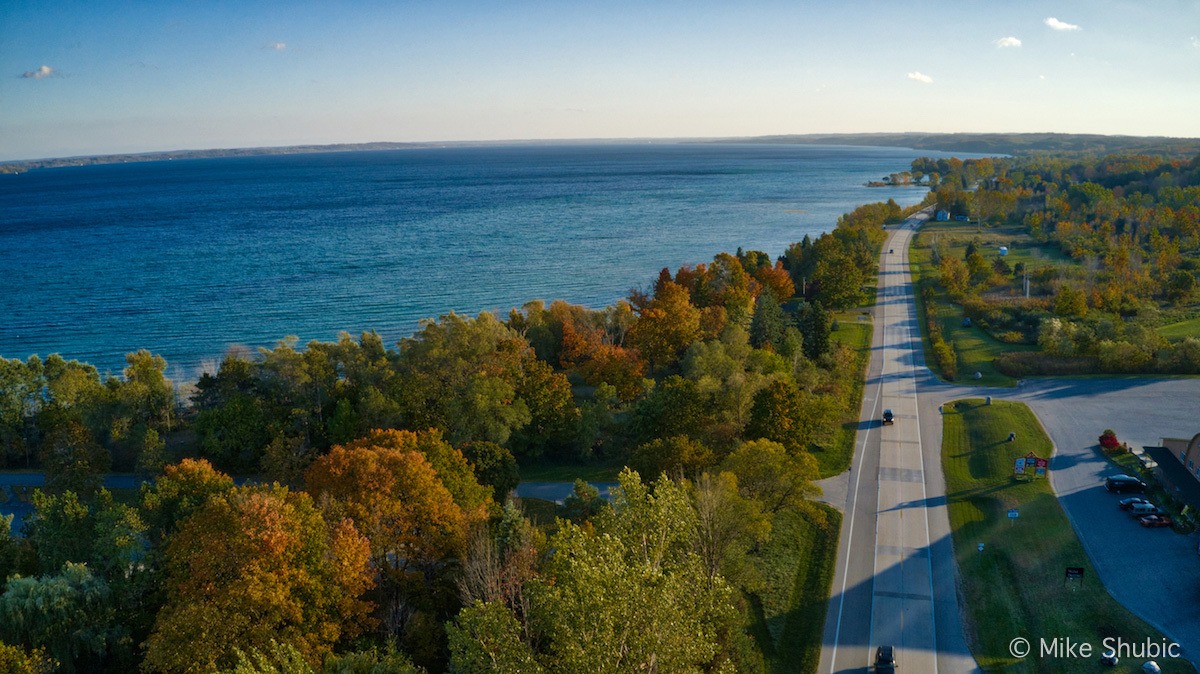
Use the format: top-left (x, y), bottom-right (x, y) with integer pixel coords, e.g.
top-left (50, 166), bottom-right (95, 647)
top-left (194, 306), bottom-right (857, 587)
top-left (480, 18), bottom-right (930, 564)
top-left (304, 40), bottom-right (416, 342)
top-left (923, 376), bottom-right (1200, 662)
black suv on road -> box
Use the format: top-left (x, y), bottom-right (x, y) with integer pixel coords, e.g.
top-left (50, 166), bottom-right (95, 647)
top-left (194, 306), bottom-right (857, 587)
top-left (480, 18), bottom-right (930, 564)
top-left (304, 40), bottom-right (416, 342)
top-left (882, 409), bottom-right (895, 425)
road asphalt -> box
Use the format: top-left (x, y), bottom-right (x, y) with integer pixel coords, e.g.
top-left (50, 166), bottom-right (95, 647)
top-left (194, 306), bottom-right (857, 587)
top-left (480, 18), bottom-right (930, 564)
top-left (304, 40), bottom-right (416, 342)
top-left (819, 211), bottom-right (978, 674)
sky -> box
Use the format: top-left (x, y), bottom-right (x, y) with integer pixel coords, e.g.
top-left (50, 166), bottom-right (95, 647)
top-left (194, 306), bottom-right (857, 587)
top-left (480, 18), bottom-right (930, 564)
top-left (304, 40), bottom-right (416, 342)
top-left (2, 0), bottom-right (1199, 160)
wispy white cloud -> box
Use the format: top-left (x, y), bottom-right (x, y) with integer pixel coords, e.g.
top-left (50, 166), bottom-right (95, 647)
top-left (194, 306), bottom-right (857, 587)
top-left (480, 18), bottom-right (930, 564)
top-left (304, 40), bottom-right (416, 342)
top-left (20, 65), bottom-right (55, 79)
top-left (994, 36), bottom-right (1022, 48)
top-left (268, 42), bottom-right (287, 51)
top-left (1192, 36), bottom-right (1200, 48)
top-left (1044, 17), bottom-right (1081, 31)
top-left (906, 71), bottom-right (933, 84)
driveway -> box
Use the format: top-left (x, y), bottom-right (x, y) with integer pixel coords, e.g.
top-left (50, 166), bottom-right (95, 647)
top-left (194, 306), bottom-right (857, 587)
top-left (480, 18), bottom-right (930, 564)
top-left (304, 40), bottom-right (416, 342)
top-left (512, 481), bottom-right (618, 504)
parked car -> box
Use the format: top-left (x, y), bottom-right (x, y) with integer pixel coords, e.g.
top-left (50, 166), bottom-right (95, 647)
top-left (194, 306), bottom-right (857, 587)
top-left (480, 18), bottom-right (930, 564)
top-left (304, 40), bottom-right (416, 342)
top-left (1118, 497), bottom-right (1152, 511)
top-left (1140, 515), bottom-right (1173, 528)
top-left (882, 409), bottom-right (895, 425)
top-left (1105, 475), bottom-right (1146, 494)
top-left (1128, 502), bottom-right (1165, 517)
top-left (875, 645), bottom-right (896, 673)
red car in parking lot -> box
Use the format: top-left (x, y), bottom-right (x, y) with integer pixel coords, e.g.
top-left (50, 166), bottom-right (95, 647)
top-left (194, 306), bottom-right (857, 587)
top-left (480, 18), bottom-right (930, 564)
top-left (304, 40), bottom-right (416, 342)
top-left (1139, 515), bottom-right (1173, 528)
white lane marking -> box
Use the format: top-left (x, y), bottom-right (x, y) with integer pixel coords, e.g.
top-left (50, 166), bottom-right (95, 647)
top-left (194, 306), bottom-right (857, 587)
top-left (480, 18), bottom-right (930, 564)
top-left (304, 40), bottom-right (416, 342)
top-left (902, 224), bottom-right (939, 673)
top-left (828, 225), bottom-right (893, 673)
top-left (830, 302), bottom-right (888, 666)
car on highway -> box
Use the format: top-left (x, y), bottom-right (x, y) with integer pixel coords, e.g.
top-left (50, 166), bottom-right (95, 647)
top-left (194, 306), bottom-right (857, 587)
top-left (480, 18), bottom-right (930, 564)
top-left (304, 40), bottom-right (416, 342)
top-left (1140, 515), bottom-right (1173, 528)
top-left (1104, 475), bottom-right (1146, 493)
top-left (874, 645), bottom-right (896, 672)
top-left (1118, 497), bottom-right (1152, 511)
top-left (882, 409), bottom-right (895, 425)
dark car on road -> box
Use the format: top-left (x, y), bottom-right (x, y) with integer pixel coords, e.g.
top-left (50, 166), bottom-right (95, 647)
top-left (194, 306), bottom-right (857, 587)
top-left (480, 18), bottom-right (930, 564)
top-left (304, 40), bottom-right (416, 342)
top-left (1118, 497), bottom-right (1151, 511)
top-left (1105, 475), bottom-right (1146, 494)
top-left (1140, 515), bottom-right (1173, 528)
top-left (875, 645), bottom-right (896, 672)
top-left (882, 409), bottom-right (895, 425)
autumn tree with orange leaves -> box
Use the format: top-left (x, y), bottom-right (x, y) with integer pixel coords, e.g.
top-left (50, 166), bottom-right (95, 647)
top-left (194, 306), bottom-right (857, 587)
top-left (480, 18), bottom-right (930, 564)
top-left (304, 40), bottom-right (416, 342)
top-left (305, 428), bottom-right (492, 668)
top-left (142, 485), bottom-right (373, 673)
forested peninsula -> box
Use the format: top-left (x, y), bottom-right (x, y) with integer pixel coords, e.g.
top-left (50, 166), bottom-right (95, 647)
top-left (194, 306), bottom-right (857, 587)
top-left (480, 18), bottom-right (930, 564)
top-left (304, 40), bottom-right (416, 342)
top-left (0, 197), bottom-right (905, 672)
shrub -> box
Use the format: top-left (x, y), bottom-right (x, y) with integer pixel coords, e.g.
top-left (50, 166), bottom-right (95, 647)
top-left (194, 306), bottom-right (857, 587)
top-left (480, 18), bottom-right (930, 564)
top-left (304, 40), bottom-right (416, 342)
top-left (996, 331), bottom-right (1026, 344)
top-left (1099, 429), bottom-right (1120, 450)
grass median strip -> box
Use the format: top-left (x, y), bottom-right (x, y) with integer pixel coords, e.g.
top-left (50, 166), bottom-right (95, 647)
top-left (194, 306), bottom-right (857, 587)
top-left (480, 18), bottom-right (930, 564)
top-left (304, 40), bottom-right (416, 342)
top-left (943, 398), bottom-right (1193, 673)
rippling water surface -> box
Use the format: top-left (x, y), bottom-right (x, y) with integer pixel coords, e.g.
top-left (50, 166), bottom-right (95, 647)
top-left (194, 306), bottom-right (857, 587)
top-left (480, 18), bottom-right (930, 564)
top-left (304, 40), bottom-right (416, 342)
top-left (1, 143), bottom-right (970, 377)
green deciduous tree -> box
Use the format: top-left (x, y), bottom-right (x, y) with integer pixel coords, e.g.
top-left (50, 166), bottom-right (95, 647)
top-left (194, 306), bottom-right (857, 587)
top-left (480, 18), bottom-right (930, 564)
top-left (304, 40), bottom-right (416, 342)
top-left (629, 435), bottom-right (714, 479)
top-left (0, 563), bottom-right (120, 673)
top-left (40, 421), bottom-right (109, 497)
top-left (521, 471), bottom-right (736, 674)
top-left (461, 441), bottom-right (520, 503)
top-left (690, 471), bottom-right (771, 585)
top-left (446, 600), bottom-right (542, 674)
top-left (745, 380), bottom-right (839, 454)
top-left (397, 312), bottom-right (535, 447)
top-left (719, 439), bottom-right (819, 513)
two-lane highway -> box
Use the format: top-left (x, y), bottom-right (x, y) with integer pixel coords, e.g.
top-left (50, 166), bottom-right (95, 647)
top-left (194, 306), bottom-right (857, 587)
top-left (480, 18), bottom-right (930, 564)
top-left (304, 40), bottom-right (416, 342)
top-left (819, 210), bottom-right (977, 673)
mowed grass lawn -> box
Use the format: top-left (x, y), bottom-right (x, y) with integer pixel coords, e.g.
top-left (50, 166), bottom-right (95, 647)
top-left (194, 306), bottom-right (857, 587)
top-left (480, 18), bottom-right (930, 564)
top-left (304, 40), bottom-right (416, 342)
top-left (943, 399), bottom-right (1193, 673)
top-left (1159, 315), bottom-right (1200, 341)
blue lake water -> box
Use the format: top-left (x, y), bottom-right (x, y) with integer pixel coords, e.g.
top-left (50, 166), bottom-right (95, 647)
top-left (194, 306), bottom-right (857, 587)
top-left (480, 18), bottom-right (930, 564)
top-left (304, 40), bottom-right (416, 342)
top-left (0, 143), bottom-right (975, 379)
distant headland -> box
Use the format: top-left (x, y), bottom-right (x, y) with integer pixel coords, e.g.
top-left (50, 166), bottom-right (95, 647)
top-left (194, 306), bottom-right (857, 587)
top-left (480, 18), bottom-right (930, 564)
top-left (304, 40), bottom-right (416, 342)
top-left (3, 132), bottom-right (1198, 174)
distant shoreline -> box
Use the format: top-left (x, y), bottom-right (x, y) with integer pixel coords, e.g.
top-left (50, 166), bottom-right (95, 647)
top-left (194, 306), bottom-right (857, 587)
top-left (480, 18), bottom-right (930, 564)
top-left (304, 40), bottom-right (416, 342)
top-left (5, 131), bottom-right (1199, 174)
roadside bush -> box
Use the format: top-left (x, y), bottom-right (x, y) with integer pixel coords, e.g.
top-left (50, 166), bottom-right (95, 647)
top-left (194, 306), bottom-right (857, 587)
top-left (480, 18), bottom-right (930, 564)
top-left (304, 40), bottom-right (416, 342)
top-left (933, 340), bottom-right (958, 380)
top-left (993, 352), bottom-right (1101, 377)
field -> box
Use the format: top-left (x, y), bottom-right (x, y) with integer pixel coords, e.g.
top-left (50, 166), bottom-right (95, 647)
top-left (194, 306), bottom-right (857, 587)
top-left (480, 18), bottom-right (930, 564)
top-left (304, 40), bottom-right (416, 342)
top-left (910, 222), bottom-right (1058, 386)
top-left (1159, 315), bottom-right (1200, 341)
top-left (942, 399), bottom-right (1193, 673)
